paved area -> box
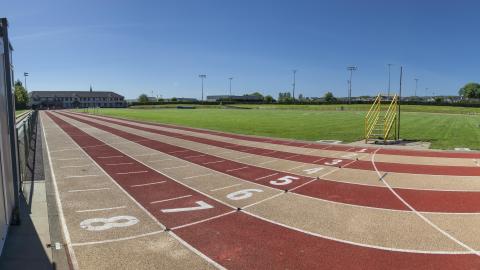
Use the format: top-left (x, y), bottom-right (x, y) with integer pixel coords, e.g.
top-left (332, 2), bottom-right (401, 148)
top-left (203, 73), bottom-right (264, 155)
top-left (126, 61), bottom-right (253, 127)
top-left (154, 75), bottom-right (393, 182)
top-left (39, 110), bottom-right (480, 269)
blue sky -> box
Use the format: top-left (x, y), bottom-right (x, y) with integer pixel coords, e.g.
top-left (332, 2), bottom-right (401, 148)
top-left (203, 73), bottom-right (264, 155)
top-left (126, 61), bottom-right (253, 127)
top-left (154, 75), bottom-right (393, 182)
top-left (2, 0), bottom-right (479, 99)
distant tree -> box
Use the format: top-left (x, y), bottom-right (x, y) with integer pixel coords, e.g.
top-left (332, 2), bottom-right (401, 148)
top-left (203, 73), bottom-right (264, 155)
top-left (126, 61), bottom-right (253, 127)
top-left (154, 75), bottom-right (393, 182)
top-left (248, 92), bottom-right (264, 98)
top-left (278, 92), bottom-right (292, 103)
top-left (138, 94), bottom-right (149, 103)
top-left (264, 95), bottom-right (274, 103)
top-left (171, 97), bottom-right (177, 102)
top-left (298, 94), bottom-right (304, 101)
top-left (14, 80), bottom-right (29, 109)
top-left (157, 98), bottom-right (164, 102)
top-left (434, 97), bottom-right (443, 103)
top-left (324, 92), bottom-right (336, 103)
top-left (459, 83), bottom-right (480, 98)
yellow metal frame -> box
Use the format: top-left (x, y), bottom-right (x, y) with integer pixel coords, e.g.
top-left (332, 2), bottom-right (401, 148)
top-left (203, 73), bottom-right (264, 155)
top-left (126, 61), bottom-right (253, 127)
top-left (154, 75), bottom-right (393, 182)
top-left (364, 94), bottom-right (398, 143)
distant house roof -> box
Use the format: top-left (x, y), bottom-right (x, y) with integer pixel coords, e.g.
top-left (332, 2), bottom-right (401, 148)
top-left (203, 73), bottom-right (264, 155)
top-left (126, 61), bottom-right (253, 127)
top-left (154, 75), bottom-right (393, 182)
top-left (207, 95), bottom-right (263, 101)
top-left (30, 91), bottom-right (124, 99)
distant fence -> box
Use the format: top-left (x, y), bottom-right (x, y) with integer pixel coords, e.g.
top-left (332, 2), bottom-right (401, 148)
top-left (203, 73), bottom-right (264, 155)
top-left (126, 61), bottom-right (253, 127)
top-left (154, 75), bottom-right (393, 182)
top-left (16, 111), bottom-right (37, 191)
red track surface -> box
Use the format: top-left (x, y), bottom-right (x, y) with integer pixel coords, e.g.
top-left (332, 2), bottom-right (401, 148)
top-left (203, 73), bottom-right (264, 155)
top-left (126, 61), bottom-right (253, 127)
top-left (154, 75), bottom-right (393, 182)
top-left (71, 112), bottom-right (480, 176)
top-left (59, 112), bottom-right (480, 213)
top-left (76, 112), bottom-right (480, 159)
top-left (47, 112), bottom-right (480, 269)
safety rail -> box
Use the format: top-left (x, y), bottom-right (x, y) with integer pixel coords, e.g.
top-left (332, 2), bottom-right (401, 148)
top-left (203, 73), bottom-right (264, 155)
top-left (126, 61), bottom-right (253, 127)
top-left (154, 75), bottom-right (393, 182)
top-left (15, 110), bottom-right (38, 190)
top-left (364, 94), bottom-right (382, 143)
top-left (383, 94), bottom-right (398, 142)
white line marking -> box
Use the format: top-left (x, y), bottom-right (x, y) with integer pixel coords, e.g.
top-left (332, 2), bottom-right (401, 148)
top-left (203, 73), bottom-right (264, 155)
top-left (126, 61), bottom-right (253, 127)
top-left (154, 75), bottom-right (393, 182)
top-left (287, 164), bottom-right (306, 171)
top-left (254, 173), bottom-right (278, 181)
top-left (60, 164), bottom-right (92, 169)
top-left (161, 165), bottom-right (190, 170)
top-left (76, 206), bottom-right (126, 213)
top-left (68, 187), bottom-right (111, 193)
top-left (116, 170), bottom-right (149, 175)
top-left (284, 154), bottom-right (300, 159)
top-left (210, 184), bottom-right (242, 192)
top-left (313, 158), bottom-right (326, 163)
top-left (105, 162), bottom-right (134, 166)
top-left (226, 166), bottom-right (249, 172)
top-left (259, 159), bottom-right (277, 165)
top-left (183, 173), bottom-right (212, 180)
top-left (235, 155), bottom-right (253, 160)
top-left (242, 192), bottom-right (284, 209)
top-left (131, 181), bottom-right (167, 187)
top-left (202, 160), bottom-right (225, 165)
top-left (64, 174), bottom-right (101, 179)
top-left (261, 150), bottom-right (277, 155)
top-left (51, 148), bottom-right (79, 153)
top-left (171, 210), bottom-right (236, 230)
top-left (371, 149), bottom-right (480, 256)
top-left (72, 231), bottom-right (164, 247)
top-left (150, 195), bottom-right (192, 204)
top-left (97, 155), bottom-right (124, 159)
top-left (55, 157), bottom-right (84, 161)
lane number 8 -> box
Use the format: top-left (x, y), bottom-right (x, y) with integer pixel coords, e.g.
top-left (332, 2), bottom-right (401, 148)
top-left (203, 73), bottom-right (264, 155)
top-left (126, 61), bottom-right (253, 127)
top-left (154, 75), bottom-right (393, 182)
top-left (80, 215), bottom-right (139, 231)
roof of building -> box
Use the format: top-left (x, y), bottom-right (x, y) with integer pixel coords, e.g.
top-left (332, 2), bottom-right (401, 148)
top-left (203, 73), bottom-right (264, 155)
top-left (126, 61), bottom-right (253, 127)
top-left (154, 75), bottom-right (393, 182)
top-left (30, 91), bottom-right (124, 98)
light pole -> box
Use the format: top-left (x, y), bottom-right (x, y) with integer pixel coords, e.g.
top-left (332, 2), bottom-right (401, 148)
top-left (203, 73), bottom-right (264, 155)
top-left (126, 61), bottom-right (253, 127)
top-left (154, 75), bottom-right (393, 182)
top-left (414, 78), bottom-right (418, 97)
top-left (292, 70), bottom-right (297, 102)
top-left (425, 88), bottom-right (429, 97)
top-left (347, 66), bottom-right (357, 104)
top-left (199, 74), bottom-right (206, 101)
top-left (23, 72), bottom-right (29, 90)
top-left (387, 64), bottom-right (393, 97)
top-left (228, 77), bottom-right (233, 96)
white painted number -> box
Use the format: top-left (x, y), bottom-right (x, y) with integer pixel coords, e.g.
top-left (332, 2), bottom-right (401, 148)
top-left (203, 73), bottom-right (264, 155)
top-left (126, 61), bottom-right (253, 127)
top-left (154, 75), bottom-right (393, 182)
top-left (80, 215), bottom-right (138, 231)
top-left (303, 167), bottom-right (325, 174)
top-left (341, 153), bottom-right (358, 159)
top-left (161, 201), bottom-right (213, 213)
top-left (270, 175), bottom-right (299, 186)
top-left (324, 159), bottom-right (343, 166)
top-left (226, 189), bottom-right (263, 200)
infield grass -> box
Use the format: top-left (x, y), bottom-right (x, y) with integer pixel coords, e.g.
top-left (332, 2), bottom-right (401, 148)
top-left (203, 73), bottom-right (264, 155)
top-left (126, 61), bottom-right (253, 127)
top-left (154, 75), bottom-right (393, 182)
top-left (82, 106), bottom-right (480, 150)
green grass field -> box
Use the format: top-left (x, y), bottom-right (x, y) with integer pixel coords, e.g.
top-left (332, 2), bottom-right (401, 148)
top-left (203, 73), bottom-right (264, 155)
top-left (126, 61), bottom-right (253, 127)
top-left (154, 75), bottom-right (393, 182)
top-left (15, 110), bottom-right (27, 117)
top-left (85, 105), bottom-right (480, 150)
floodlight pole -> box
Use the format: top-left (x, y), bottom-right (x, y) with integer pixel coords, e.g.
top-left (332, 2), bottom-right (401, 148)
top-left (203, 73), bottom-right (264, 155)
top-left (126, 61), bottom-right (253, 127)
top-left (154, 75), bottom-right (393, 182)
top-left (199, 74), bottom-right (206, 101)
top-left (23, 72), bottom-right (29, 90)
top-left (347, 66), bottom-right (357, 104)
top-left (387, 64), bottom-right (393, 97)
top-left (414, 78), bottom-right (418, 97)
top-left (292, 70), bottom-right (297, 103)
top-left (228, 77), bottom-right (233, 96)
top-left (397, 66), bottom-right (403, 141)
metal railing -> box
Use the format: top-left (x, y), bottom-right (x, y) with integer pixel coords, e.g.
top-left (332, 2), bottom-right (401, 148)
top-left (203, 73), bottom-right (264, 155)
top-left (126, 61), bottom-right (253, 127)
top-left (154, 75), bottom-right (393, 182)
top-left (383, 94), bottom-right (398, 142)
top-left (15, 110), bottom-right (37, 190)
top-left (364, 94), bottom-right (382, 143)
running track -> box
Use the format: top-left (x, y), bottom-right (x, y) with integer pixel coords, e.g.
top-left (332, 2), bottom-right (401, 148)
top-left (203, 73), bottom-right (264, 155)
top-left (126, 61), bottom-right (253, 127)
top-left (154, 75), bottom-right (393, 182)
top-left (43, 111), bottom-right (480, 269)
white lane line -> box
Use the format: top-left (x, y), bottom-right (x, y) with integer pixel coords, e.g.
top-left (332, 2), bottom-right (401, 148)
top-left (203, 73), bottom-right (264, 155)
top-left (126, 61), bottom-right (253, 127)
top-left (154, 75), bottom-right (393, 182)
top-left (371, 149), bottom-right (480, 256)
top-left (170, 210), bottom-right (236, 230)
top-left (150, 195), bottom-right (192, 204)
top-left (97, 155), bottom-right (124, 159)
top-left (64, 174), bottom-right (101, 179)
top-left (184, 154), bottom-right (206, 159)
top-left (72, 231), bottom-right (164, 247)
top-left (242, 192), bottom-right (284, 209)
top-left (51, 148), bottom-right (79, 153)
top-left (254, 173), bottom-right (278, 181)
top-left (131, 181), bottom-right (167, 187)
top-left (60, 164), bottom-right (92, 169)
top-left (105, 162), bottom-right (134, 166)
top-left (161, 165), bottom-right (190, 170)
top-left (259, 159), bottom-right (277, 165)
top-left (286, 164), bottom-right (306, 171)
top-left (148, 158), bottom-right (173, 163)
top-left (183, 173), bottom-right (212, 180)
top-left (210, 183), bottom-right (242, 192)
top-left (202, 160), bottom-right (225, 165)
top-left (68, 187), bottom-right (111, 193)
top-left (55, 157), bottom-right (85, 161)
top-left (168, 149), bottom-right (190, 154)
top-left (76, 206), bottom-right (126, 213)
top-left (226, 166), bottom-right (249, 172)
top-left (284, 154), bottom-right (300, 159)
top-left (313, 158), bottom-right (326, 163)
top-left (261, 150), bottom-right (277, 155)
top-left (217, 150), bottom-right (234, 155)
top-left (116, 170), bottom-right (149, 175)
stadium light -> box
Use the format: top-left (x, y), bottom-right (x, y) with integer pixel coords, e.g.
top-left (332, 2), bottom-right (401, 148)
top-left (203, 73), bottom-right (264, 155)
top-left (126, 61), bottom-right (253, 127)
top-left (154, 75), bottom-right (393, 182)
top-left (292, 70), bottom-right (297, 102)
top-left (414, 78), bottom-right (419, 97)
top-left (228, 77), bottom-right (233, 96)
top-left (347, 66), bottom-right (357, 104)
top-left (387, 64), bottom-right (393, 97)
top-left (199, 74), bottom-right (207, 101)
top-left (23, 72), bottom-right (29, 90)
